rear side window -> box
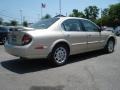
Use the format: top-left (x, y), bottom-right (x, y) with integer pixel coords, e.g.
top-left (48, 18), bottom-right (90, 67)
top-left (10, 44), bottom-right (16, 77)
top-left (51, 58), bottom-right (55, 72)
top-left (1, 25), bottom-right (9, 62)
top-left (62, 19), bottom-right (83, 31)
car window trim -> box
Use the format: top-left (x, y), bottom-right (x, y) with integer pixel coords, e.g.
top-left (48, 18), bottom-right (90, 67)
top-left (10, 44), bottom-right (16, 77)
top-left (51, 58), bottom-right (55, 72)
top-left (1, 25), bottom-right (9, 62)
top-left (78, 19), bottom-right (86, 32)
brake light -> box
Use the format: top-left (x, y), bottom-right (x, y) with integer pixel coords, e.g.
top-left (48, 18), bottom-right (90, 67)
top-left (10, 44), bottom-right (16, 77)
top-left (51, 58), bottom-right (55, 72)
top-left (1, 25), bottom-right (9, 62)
top-left (22, 34), bottom-right (32, 45)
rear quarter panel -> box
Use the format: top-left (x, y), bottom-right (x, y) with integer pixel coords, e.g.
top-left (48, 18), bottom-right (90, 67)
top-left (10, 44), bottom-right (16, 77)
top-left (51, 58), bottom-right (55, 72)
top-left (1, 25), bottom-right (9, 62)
top-left (25, 30), bottom-right (66, 56)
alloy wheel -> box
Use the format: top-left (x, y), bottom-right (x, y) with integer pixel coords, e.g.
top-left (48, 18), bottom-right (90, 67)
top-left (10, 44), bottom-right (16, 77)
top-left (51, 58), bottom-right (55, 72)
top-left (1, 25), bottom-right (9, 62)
top-left (107, 40), bottom-right (114, 53)
top-left (53, 47), bottom-right (67, 64)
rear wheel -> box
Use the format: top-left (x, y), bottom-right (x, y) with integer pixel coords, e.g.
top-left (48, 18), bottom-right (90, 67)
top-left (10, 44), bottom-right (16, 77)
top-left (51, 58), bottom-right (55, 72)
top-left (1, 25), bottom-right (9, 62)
top-left (49, 44), bottom-right (69, 66)
top-left (105, 39), bottom-right (115, 53)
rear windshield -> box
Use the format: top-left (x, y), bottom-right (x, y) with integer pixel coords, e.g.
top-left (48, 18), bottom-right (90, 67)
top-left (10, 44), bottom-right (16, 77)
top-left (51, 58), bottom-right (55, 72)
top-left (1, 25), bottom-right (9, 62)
top-left (30, 18), bottom-right (59, 29)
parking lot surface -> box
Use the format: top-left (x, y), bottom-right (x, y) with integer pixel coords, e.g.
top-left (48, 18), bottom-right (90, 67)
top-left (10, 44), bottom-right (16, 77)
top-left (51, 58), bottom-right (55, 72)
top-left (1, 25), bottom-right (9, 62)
top-left (0, 37), bottom-right (120, 90)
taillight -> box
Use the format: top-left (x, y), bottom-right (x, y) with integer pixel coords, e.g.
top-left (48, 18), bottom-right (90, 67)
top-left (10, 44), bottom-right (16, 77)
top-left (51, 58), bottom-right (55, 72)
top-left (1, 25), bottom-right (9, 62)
top-left (22, 34), bottom-right (32, 45)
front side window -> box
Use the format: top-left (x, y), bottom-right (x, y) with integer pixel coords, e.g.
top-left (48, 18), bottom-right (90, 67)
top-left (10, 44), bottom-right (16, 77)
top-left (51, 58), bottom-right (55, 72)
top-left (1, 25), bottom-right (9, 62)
top-left (30, 18), bottom-right (59, 29)
top-left (62, 19), bottom-right (83, 31)
top-left (82, 20), bottom-right (99, 32)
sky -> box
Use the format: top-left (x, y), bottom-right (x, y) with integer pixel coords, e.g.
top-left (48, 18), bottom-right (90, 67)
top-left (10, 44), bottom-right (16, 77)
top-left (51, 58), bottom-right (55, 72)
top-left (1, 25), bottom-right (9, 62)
top-left (0, 0), bottom-right (120, 23)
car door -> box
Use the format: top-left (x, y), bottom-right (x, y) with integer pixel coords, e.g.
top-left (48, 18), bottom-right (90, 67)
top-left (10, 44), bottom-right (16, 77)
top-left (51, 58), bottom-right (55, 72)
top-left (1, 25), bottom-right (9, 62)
top-left (62, 19), bottom-right (87, 55)
top-left (81, 19), bottom-right (103, 51)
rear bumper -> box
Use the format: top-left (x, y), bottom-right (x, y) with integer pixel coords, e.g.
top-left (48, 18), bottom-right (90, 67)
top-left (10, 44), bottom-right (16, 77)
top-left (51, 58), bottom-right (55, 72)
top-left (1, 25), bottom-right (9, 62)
top-left (4, 42), bottom-right (49, 59)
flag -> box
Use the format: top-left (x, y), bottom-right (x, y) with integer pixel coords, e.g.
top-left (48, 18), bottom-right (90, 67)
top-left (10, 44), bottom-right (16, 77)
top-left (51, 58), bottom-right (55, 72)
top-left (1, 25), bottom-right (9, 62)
top-left (41, 3), bottom-right (46, 8)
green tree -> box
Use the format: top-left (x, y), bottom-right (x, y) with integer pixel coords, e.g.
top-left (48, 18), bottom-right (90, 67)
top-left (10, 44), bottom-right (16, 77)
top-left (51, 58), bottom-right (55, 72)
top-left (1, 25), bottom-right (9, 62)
top-left (95, 15), bottom-right (115, 27)
top-left (84, 6), bottom-right (99, 21)
top-left (69, 9), bottom-right (85, 18)
top-left (94, 18), bottom-right (102, 26)
top-left (42, 14), bottom-right (51, 19)
top-left (91, 3), bottom-right (120, 27)
top-left (3, 22), bottom-right (10, 26)
top-left (23, 21), bottom-right (28, 27)
top-left (101, 8), bottom-right (109, 17)
top-left (10, 20), bottom-right (18, 26)
top-left (109, 3), bottom-right (120, 26)
top-left (0, 18), bottom-right (3, 25)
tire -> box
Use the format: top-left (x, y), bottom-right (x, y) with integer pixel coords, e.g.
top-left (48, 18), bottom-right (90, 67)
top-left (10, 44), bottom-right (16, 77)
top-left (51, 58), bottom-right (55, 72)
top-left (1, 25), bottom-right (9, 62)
top-left (49, 44), bottom-right (69, 66)
top-left (105, 39), bottom-right (115, 53)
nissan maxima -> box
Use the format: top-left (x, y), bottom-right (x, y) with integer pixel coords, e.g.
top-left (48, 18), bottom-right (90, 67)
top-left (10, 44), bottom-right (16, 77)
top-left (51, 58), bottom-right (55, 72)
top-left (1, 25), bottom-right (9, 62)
top-left (5, 17), bottom-right (116, 66)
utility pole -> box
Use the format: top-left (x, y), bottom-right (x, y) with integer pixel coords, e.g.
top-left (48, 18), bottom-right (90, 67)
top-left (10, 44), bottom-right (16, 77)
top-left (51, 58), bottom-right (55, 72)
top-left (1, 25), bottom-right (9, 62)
top-left (59, 0), bottom-right (61, 15)
top-left (100, 8), bottom-right (102, 27)
top-left (23, 16), bottom-right (25, 22)
top-left (41, 3), bottom-right (46, 19)
top-left (20, 10), bottom-right (23, 25)
top-left (66, 13), bottom-right (67, 16)
top-left (41, 6), bottom-right (43, 19)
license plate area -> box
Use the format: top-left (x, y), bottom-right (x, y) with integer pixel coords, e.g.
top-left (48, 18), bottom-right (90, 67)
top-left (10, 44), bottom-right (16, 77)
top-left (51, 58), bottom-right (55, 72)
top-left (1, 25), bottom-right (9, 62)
top-left (11, 34), bottom-right (17, 42)
top-left (8, 31), bottom-right (17, 44)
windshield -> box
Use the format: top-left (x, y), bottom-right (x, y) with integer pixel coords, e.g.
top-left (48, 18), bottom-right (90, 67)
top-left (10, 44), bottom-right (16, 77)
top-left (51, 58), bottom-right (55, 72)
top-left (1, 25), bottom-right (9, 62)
top-left (30, 18), bottom-right (59, 29)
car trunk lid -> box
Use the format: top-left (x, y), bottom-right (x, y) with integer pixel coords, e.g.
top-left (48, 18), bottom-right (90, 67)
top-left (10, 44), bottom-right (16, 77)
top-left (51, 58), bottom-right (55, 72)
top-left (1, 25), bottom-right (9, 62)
top-left (7, 27), bottom-right (33, 45)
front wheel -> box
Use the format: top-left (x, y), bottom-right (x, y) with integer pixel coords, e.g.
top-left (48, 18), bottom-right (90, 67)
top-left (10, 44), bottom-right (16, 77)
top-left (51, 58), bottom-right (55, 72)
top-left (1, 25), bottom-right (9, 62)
top-left (49, 45), bottom-right (69, 66)
top-left (105, 39), bottom-right (115, 53)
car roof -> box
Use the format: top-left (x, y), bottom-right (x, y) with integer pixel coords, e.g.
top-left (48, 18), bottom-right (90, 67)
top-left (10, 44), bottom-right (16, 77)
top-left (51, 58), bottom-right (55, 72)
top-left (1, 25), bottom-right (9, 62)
top-left (58, 17), bottom-right (88, 20)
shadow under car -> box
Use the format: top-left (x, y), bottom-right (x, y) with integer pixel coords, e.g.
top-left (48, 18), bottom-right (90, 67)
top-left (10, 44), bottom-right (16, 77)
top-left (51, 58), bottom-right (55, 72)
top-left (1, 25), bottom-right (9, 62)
top-left (1, 50), bottom-right (107, 74)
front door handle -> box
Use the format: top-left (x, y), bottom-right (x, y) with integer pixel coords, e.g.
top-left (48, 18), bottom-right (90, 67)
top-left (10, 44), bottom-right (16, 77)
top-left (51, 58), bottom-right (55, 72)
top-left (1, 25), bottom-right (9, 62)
top-left (67, 34), bottom-right (70, 38)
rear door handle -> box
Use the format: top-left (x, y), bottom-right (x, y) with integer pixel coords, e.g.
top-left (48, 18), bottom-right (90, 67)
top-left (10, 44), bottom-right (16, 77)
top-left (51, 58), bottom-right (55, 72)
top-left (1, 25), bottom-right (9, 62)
top-left (88, 35), bottom-right (92, 37)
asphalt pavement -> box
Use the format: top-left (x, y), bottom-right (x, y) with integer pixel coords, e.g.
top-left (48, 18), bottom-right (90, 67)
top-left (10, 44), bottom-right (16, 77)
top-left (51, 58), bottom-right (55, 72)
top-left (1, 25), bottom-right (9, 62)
top-left (0, 37), bottom-right (120, 90)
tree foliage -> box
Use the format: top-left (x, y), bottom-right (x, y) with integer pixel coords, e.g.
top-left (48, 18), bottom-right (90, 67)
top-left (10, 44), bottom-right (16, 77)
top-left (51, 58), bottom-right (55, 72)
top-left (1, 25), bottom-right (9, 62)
top-left (84, 6), bottom-right (99, 21)
top-left (69, 6), bottom-right (99, 21)
top-left (42, 14), bottom-right (51, 19)
top-left (10, 20), bottom-right (18, 26)
top-left (3, 22), bottom-right (10, 26)
top-left (96, 3), bottom-right (120, 27)
top-left (95, 16), bottom-right (113, 27)
top-left (109, 3), bottom-right (120, 20)
top-left (23, 21), bottom-right (28, 27)
top-left (69, 9), bottom-right (85, 18)
top-left (0, 18), bottom-right (3, 25)
top-left (69, 3), bottom-right (120, 27)
top-left (109, 3), bottom-right (120, 26)
top-left (101, 8), bottom-right (109, 17)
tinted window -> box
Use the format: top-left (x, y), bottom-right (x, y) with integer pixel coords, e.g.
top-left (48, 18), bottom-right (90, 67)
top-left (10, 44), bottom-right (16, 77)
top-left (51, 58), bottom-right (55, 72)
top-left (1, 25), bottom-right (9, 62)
top-left (30, 18), bottom-right (59, 29)
top-left (62, 19), bottom-right (83, 31)
top-left (82, 20), bottom-right (99, 32)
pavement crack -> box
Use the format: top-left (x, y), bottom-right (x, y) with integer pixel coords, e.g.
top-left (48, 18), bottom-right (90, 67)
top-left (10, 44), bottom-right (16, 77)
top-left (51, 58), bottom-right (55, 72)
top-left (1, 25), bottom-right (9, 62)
top-left (84, 66), bottom-right (99, 90)
top-left (30, 85), bottom-right (64, 90)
